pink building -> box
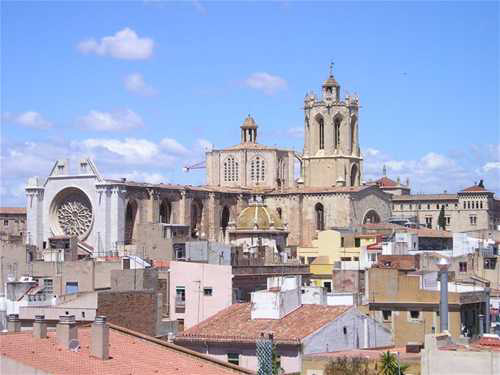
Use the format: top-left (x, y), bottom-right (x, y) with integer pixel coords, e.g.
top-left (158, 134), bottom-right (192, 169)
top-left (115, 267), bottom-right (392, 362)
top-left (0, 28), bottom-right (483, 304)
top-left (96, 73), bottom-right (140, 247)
top-left (169, 261), bottom-right (232, 331)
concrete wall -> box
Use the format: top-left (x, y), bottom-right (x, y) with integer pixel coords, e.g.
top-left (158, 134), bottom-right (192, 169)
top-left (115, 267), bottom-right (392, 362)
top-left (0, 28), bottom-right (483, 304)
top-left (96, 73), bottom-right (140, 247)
top-left (421, 334), bottom-right (500, 375)
top-left (0, 238), bottom-right (29, 293)
top-left (110, 268), bottom-right (159, 292)
top-left (169, 261), bottom-right (232, 329)
top-left (179, 342), bottom-right (301, 374)
top-left (302, 308), bottom-right (393, 354)
top-left (1, 355), bottom-right (50, 375)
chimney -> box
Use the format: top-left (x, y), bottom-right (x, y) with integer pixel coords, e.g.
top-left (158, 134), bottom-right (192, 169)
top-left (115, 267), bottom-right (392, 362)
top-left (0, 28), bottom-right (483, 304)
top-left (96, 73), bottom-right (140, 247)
top-left (438, 258), bottom-right (449, 333)
top-left (7, 314), bottom-right (21, 332)
top-left (91, 316), bottom-right (109, 360)
top-left (56, 315), bottom-right (77, 349)
top-left (167, 332), bottom-right (175, 343)
top-left (33, 315), bottom-right (48, 339)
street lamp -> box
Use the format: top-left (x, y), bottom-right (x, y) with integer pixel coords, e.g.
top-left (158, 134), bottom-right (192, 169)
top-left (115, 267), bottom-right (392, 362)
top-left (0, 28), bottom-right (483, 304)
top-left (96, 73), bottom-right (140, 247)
top-left (437, 257), bottom-right (449, 333)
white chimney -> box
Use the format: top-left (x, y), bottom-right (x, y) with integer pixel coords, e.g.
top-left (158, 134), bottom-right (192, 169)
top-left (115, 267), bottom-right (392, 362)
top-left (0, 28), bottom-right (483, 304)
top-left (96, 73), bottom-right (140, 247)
top-left (91, 316), bottom-right (109, 360)
top-left (7, 314), bottom-right (21, 332)
top-left (56, 315), bottom-right (77, 349)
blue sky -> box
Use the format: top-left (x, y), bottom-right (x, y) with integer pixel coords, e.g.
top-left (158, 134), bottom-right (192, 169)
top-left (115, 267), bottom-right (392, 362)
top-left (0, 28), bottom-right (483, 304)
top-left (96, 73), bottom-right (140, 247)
top-left (1, 1), bottom-right (499, 205)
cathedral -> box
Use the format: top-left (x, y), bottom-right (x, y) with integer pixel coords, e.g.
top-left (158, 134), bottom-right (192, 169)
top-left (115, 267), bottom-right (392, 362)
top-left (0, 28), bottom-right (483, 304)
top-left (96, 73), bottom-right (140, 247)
top-left (25, 70), bottom-right (391, 254)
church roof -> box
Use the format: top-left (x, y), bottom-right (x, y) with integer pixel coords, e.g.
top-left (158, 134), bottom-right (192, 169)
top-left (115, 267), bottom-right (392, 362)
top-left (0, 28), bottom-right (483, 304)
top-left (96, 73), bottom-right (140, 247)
top-left (224, 142), bottom-right (276, 151)
top-left (322, 74), bottom-right (339, 87)
top-left (462, 184), bottom-right (488, 193)
top-left (240, 115), bottom-right (257, 129)
top-left (236, 204), bottom-right (284, 230)
top-left (375, 176), bottom-right (398, 187)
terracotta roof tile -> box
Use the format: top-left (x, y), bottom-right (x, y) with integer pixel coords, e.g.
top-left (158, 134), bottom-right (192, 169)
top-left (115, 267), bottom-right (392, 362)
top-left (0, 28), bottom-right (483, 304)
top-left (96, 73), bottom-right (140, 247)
top-left (0, 207), bottom-right (26, 215)
top-left (0, 325), bottom-right (253, 375)
top-left (462, 185), bottom-right (488, 193)
top-left (376, 176), bottom-right (398, 187)
top-left (176, 303), bottom-right (351, 345)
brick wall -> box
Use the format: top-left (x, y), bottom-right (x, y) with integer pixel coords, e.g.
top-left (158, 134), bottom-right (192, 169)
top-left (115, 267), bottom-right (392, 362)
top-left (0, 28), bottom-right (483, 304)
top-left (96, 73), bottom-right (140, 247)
top-left (97, 290), bottom-right (157, 336)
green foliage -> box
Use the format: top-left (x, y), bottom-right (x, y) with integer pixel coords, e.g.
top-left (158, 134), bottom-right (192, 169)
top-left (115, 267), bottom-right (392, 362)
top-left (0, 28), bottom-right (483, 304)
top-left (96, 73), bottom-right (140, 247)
top-left (378, 351), bottom-right (409, 375)
top-left (324, 356), bottom-right (374, 375)
top-left (438, 205), bottom-right (446, 230)
top-left (271, 343), bottom-right (283, 375)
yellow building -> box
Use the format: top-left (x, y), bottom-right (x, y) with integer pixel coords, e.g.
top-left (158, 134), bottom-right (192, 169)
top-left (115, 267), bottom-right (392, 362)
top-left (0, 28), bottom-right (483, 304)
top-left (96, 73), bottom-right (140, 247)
top-left (298, 230), bottom-right (377, 291)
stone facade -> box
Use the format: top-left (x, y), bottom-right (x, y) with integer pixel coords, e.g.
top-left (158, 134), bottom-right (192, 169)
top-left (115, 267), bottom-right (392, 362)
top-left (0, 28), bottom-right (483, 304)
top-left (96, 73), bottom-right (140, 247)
top-left (25, 73), bottom-right (392, 251)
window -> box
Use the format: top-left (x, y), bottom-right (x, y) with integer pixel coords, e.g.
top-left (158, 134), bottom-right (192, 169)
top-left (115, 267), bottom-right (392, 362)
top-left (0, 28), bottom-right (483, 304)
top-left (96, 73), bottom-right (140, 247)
top-left (276, 207), bottom-right (282, 219)
top-left (484, 258), bottom-right (497, 270)
top-left (43, 279), bottom-right (53, 294)
top-left (343, 326), bottom-right (347, 335)
top-left (250, 157), bottom-right (265, 183)
top-left (176, 287), bottom-right (186, 304)
top-left (82, 311), bottom-right (86, 318)
top-left (227, 353), bottom-right (240, 366)
top-left (446, 217), bottom-right (451, 225)
top-left (3, 220), bottom-right (8, 226)
top-left (425, 217), bottom-right (432, 229)
top-left (470, 216), bottom-right (477, 225)
top-left (355, 238), bottom-right (361, 247)
top-left (315, 203), bottom-right (324, 231)
top-left (382, 310), bottom-right (392, 321)
top-left (334, 117), bottom-right (341, 149)
top-left (341, 237), bottom-right (345, 247)
top-left (418, 204), bottom-right (421, 210)
top-left (203, 287), bottom-right (213, 296)
top-left (400, 204), bottom-right (403, 210)
top-left (409, 310), bottom-right (420, 321)
top-left (323, 281), bottom-right (332, 293)
top-left (177, 319), bottom-right (184, 332)
top-left (319, 117), bottom-right (325, 150)
top-left (65, 281), bottom-right (79, 294)
top-left (223, 156), bottom-right (239, 182)
top-left (463, 201), bottom-right (466, 209)
top-left (437, 204), bottom-right (440, 209)
top-left (480, 201), bottom-right (483, 209)
top-left (467, 201), bottom-right (471, 209)
top-left (427, 204), bottom-right (430, 210)
top-left (354, 257), bottom-right (359, 261)
top-left (340, 257), bottom-right (352, 261)
top-left (459, 262), bottom-right (467, 272)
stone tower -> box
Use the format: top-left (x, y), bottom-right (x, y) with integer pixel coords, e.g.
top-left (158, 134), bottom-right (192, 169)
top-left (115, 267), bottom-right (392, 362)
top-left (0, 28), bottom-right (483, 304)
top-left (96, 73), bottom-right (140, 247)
top-left (302, 66), bottom-right (362, 187)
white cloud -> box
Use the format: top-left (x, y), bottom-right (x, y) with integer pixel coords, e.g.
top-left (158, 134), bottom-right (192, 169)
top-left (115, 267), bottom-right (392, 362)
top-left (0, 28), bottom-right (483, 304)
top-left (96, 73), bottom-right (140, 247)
top-left (420, 152), bottom-right (456, 170)
top-left (197, 139), bottom-right (213, 152)
top-left (79, 109), bottom-right (144, 131)
top-left (160, 138), bottom-right (190, 156)
top-left (244, 72), bottom-right (288, 95)
top-left (108, 171), bottom-right (168, 184)
top-left (77, 28), bottom-right (154, 60)
top-left (82, 138), bottom-right (160, 163)
top-left (482, 162), bottom-right (500, 172)
top-left (3, 111), bottom-right (53, 129)
top-left (124, 73), bottom-right (156, 96)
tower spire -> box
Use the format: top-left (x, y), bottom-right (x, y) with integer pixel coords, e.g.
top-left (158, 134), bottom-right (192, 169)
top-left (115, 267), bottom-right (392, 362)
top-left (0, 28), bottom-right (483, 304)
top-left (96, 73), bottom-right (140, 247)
top-left (329, 61), bottom-right (334, 77)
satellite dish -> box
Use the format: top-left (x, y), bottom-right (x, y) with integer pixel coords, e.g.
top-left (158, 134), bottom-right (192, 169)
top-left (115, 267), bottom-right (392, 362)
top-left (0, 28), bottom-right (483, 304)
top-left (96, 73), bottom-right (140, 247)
top-left (69, 339), bottom-right (80, 352)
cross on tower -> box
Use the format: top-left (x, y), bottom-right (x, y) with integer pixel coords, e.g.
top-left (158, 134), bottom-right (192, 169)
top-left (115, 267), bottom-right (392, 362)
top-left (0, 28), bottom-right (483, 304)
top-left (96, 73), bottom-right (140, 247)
top-left (329, 61), bottom-right (334, 76)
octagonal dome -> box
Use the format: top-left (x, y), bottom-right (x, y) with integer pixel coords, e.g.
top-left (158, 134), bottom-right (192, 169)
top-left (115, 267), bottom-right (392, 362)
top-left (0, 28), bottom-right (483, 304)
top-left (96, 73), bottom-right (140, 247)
top-left (236, 204), bottom-right (284, 230)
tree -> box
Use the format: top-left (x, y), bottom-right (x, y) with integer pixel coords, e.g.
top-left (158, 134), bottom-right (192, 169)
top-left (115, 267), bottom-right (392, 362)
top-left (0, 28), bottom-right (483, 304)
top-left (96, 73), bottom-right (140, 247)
top-left (271, 343), bottom-right (283, 375)
top-left (438, 205), bottom-right (446, 230)
top-left (324, 356), bottom-right (373, 375)
top-left (378, 351), bottom-right (409, 375)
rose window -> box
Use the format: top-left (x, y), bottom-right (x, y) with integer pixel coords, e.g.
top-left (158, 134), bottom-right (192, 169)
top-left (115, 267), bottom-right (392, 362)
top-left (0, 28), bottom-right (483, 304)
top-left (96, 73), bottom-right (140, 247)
top-left (57, 201), bottom-right (93, 237)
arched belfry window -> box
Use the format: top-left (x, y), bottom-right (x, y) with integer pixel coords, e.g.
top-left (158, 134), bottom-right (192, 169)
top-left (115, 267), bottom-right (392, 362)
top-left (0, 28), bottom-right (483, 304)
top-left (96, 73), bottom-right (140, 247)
top-left (315, 203), bottom-right (325, 231)
top-left (250, 156), bottom-right (265, 183)
top-left (334, 117), bottom-right (341, 150)
top-left (318, 117), bottom-right (324, 150)
top-left (223, 156), bottom-right (239, 182)
top-left (350, 116), bottom-right (357, 154)
top-left (350, 164), bottom-right (358, 187)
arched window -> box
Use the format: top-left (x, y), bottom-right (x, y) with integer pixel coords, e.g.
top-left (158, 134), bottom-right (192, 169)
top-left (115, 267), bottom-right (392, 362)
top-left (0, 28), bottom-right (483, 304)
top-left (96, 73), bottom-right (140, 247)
top-left (223, 156), bottom-right (239, 182)
top-left (276, 207), bottom-right (282, 219)
top-left (334, 117), bottom-right (341, 150)
top-left (350, 116), bottom-right (357, 153)
top-left (220, 206), bottom-right (230, 236)
top-left (363, 210), bottom-right (381, 224)
top-left (315, 203), bottom-right (324, 231)
top-left (125, 200), bottom-right (137, 245)
top-left (159, 200), bottom-right (171, 224)
top-left (250, 156), bottom-right (266, 183)
top-left (191, 200), bottom-right (203, 238)
top-left (318, 117), bottom-right (324, 150)
top-left (350, 164), bottom-right (358, 187)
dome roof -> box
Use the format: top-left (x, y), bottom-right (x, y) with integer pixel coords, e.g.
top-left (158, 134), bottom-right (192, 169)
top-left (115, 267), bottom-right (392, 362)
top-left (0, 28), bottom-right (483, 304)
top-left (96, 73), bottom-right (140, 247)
top-left (241, 115), bottom-right (257, 129)
top-left (322, 75), bottom-right (339, 87)
top-left (236, 205), bottom-right (284, 230)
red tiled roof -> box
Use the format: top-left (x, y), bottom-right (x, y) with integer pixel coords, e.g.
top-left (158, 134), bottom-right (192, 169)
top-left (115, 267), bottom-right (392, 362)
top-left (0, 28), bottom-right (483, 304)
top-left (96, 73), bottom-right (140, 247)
top-left (0, 324), bottom-right (253, 375)
top-left (472, 336), bottom-right (500, 351)
top-left (176, 303), bottom-right (352, 345)
top-left (152, 259), bottom-right (170, 268)
top-left (0, 207), bottom-right (26, 215)
top-left (462, 184), bottom-right (488, 192)
top-left (376, 176), bottom-right (398, 187)
top-left (306, 347), bottom-right (420, 361)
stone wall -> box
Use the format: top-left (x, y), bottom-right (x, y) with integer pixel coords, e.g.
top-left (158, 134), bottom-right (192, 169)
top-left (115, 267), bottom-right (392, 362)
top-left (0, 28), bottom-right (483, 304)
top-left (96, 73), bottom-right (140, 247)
top-left (97, 290), bottom-right (158, 336)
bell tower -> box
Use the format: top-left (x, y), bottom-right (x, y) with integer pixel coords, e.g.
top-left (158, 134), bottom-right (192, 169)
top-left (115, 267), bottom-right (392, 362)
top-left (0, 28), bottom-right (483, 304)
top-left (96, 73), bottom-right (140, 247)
top-left (302, 65), bottom-right (363, 187)
top-left (240, 115), bottom-right (258, 143)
